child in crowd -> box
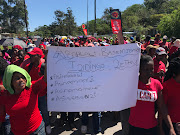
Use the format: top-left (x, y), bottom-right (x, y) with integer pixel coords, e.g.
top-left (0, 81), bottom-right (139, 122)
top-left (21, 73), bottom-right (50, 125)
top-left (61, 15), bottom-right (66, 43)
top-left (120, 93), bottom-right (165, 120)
top-left (128, 55), bottom-right (176, 135)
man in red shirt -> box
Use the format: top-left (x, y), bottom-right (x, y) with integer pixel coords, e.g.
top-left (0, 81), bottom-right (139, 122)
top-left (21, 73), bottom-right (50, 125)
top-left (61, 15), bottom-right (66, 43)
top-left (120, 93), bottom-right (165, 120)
top-left (169, 39), bottom-right (180, 56)
top-left (142, 35), bottom-right (151, 48)
top-left (153, 47), bottom-right (167, 83)
top-left (154, 33), bottom-right (162, 45)
top-left (159, 36), bottom-right (169, 51)
top-left (24, 47), bottom-right (51, 134)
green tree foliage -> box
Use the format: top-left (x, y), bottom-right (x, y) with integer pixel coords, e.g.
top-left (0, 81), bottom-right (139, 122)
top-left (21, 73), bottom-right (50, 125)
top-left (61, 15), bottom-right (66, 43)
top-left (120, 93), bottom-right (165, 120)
top-left (34, 7), bottom-right (77, 36)
top-left (0, 0), bottom-right (27, 33)
top-left (158, 8), bottom-right (180, 38)
top-left (121, 4), bottom-right (152, 35)
top-left (121, 0), bottom-right (180, 37)
top-left (34, 25), bottom-right (52, 37)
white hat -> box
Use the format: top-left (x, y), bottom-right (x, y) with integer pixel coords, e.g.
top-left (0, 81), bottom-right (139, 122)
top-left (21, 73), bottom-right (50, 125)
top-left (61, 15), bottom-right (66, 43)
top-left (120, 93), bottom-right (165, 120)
top-left (174, 39), bottom-right (180, 48)
top-left (27, 44), bottom-right (36, 52)
top-left (156, 47), bottom-right (167, 55)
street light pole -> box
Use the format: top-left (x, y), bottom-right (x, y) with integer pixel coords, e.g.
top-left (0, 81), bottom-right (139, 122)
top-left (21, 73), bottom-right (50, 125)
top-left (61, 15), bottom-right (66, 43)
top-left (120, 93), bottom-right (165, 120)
top-left (87, 0), bottom-right (88, 35)
top-left (94, 0), bottom-right (96, 34)
top-left (24, 0), bottom-right (28, 38)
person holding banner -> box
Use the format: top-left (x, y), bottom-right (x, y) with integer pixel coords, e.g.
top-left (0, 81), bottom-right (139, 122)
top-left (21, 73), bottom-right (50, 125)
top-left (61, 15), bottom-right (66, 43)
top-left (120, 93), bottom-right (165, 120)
top-left (128, 55), bottom-right (176, 135)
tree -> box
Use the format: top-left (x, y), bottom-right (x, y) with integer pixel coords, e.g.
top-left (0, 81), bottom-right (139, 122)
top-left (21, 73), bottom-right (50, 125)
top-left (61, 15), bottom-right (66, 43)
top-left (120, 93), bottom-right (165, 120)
top-left (48, 7), bottom-right (77, 36)
top-left (121, 4), bottom-right (152, 33)
top-left (144, 0), bottom-right (168, 13)
top-left (158, 8), bottom-right (180, 38)
top-left (0, 0), bottom-right (27, 33)
top-left (34, 25), bottom-right (52, 37)
top-left (63, 7), bottom-right (77, 36)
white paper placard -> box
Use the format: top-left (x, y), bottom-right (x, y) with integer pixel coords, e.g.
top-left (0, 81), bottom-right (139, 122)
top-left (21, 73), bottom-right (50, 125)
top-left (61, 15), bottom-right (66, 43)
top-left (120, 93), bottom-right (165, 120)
top-left (47, 43), bottom-right (141, 112)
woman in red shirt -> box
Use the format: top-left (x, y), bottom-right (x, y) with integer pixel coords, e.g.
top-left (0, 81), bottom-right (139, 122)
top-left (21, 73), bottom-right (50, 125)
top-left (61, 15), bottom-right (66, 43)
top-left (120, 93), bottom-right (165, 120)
top-left (0, 64), bottom-right (47, 135)
top-left (129, 55), bottom-right (176, 135)
top-left (163, 57), bottom-right (180, 135)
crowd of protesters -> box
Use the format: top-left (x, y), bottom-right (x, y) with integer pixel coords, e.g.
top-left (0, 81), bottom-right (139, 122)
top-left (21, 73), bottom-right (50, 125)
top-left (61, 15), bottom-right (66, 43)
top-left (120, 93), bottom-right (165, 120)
top-left (0, 33), bottom-right (180, 135)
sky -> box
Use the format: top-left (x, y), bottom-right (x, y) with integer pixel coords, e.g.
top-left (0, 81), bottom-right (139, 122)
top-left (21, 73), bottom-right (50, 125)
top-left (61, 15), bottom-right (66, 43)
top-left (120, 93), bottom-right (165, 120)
top-left (26, 0), bottom-right (144, 31)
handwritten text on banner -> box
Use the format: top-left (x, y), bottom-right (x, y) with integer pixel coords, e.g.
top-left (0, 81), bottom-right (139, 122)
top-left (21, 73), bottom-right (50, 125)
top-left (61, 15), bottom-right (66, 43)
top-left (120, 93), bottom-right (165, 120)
top-left (47, 43), bottom-right (141, 112)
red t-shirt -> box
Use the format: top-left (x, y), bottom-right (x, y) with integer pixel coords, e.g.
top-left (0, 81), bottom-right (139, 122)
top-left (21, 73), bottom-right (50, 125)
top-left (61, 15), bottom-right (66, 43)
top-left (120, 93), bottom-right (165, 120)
top-left (0, 77), bottom-right (47, 135)
top-left (154, 39), bottom-right (162, 45)
top-left (129, 78), bottom-right (163, 129)
top-left (159, 42), bottom-right (169, 48)
top-left (24, 62), bottom-right (42, 81)
top-left (153, 58), bottom-right (166, 83)
top-left (142, 41), bottom-right (150, 48)
top-left (24, 62), bottom-right (47, 97)
top-left (13, 59), bottom-right (23, 66)
top-left (163, 78), bottom-right (180, 123)
top-left (169, 46), bottom-right (178, 56)
top-left (0, 77), bottom-right (5, 122)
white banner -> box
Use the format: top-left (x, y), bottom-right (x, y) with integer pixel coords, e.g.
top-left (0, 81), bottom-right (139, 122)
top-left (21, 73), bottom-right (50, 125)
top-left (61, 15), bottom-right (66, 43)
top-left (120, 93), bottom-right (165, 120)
top-left (47, 43), bottom-right (141, 112)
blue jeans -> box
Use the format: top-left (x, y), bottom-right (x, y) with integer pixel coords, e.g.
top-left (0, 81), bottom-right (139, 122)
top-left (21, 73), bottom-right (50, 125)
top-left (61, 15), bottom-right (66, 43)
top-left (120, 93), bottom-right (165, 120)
top-left (82, 112), bottom-right (101, 134)
top-left (10, 120), bottom-right (45, 135)
top-left (38, 95), bottom-right (50, 127)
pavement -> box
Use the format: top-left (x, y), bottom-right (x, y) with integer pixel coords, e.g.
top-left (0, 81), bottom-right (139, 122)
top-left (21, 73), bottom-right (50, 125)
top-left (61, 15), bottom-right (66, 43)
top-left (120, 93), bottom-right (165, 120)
top-left (49, 112), bottom-right (123, 135)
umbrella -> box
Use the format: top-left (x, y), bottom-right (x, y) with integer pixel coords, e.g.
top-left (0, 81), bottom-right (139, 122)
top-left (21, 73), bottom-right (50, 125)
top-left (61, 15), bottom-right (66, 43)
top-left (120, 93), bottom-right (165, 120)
top-left (61, 36), bottom-right (67, 40)
top-left (0, 38), bottom-right (27, 48)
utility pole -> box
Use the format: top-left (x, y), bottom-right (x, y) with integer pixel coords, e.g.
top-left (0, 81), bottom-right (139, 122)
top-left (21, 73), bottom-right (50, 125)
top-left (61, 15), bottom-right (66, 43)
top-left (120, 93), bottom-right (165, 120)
top-left (87, 0), bottom-right (88, 35)
top-left (24, 0), bottom-right (28, 38)
top-left (94, 0), bottom-right (96, 34)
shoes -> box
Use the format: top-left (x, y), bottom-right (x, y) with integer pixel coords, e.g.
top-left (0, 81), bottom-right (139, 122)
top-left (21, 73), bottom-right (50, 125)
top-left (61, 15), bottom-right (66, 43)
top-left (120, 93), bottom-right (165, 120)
top-left (46, 125), bottom-right (52, 134)
top-left (81, 125), bottom-right (87, 134)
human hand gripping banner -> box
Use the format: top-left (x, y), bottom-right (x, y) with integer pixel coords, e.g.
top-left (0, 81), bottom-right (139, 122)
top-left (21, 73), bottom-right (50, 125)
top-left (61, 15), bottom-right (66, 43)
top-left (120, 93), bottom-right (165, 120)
top-left (47, 43), bottom-right (141, 112)
top-left (111, 9), bottom-right (122, 34)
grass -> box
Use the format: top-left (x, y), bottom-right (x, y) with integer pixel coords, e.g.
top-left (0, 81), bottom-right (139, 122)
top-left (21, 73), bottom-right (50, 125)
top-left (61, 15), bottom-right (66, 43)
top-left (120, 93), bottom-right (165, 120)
top-left (0, 45), bottom-right (12, 50)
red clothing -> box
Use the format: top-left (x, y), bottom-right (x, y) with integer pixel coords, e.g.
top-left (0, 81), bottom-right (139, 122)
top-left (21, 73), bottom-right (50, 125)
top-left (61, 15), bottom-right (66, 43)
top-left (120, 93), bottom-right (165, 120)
top-left (142, 41), bottom-right (150, 48)
top-left (24, 62), bottom-right (42, 81)
top-left (168, 42), bottom-right (174, 49)
top-left (0, 77), bottom-right (5, 122)
top-left (0, 76), bottom-right (2, 85)
top-left (11, 56), bottom-right (18, 64)
top-left (0, 77), bottom-right (47, 135)
top-left (13, 59), bottom-right (23, 66)
top-left (124, 40), bottom-right (128, 44)
top-left (24, 54), bottom-right (30, 60)
top-left (163, 78), bottom-right (180, 123)
top-left (153, 58), bottom-right (166, 83)
top-left (24, 62), bottom-right (46, 97)
top-left (159, 42), bottom-right (169, 48)
top-left (129, 78), bottom-right (163, 129)
top-left (154, 39), bottom-right (162, 45)
top-left (169, 46), bottom-right (178, 56)
top-left (21, 58), bottom-right (45, 69)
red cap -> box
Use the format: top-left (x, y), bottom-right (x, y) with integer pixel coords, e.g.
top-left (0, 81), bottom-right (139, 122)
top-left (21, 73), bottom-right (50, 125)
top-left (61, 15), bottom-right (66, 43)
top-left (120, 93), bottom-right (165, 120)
top-left (28, 47), bottom-right (43, 56)
top-left (13, 45), bottom-right (23, 50)
top-left (39, 44), bottom-right (46, 49)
